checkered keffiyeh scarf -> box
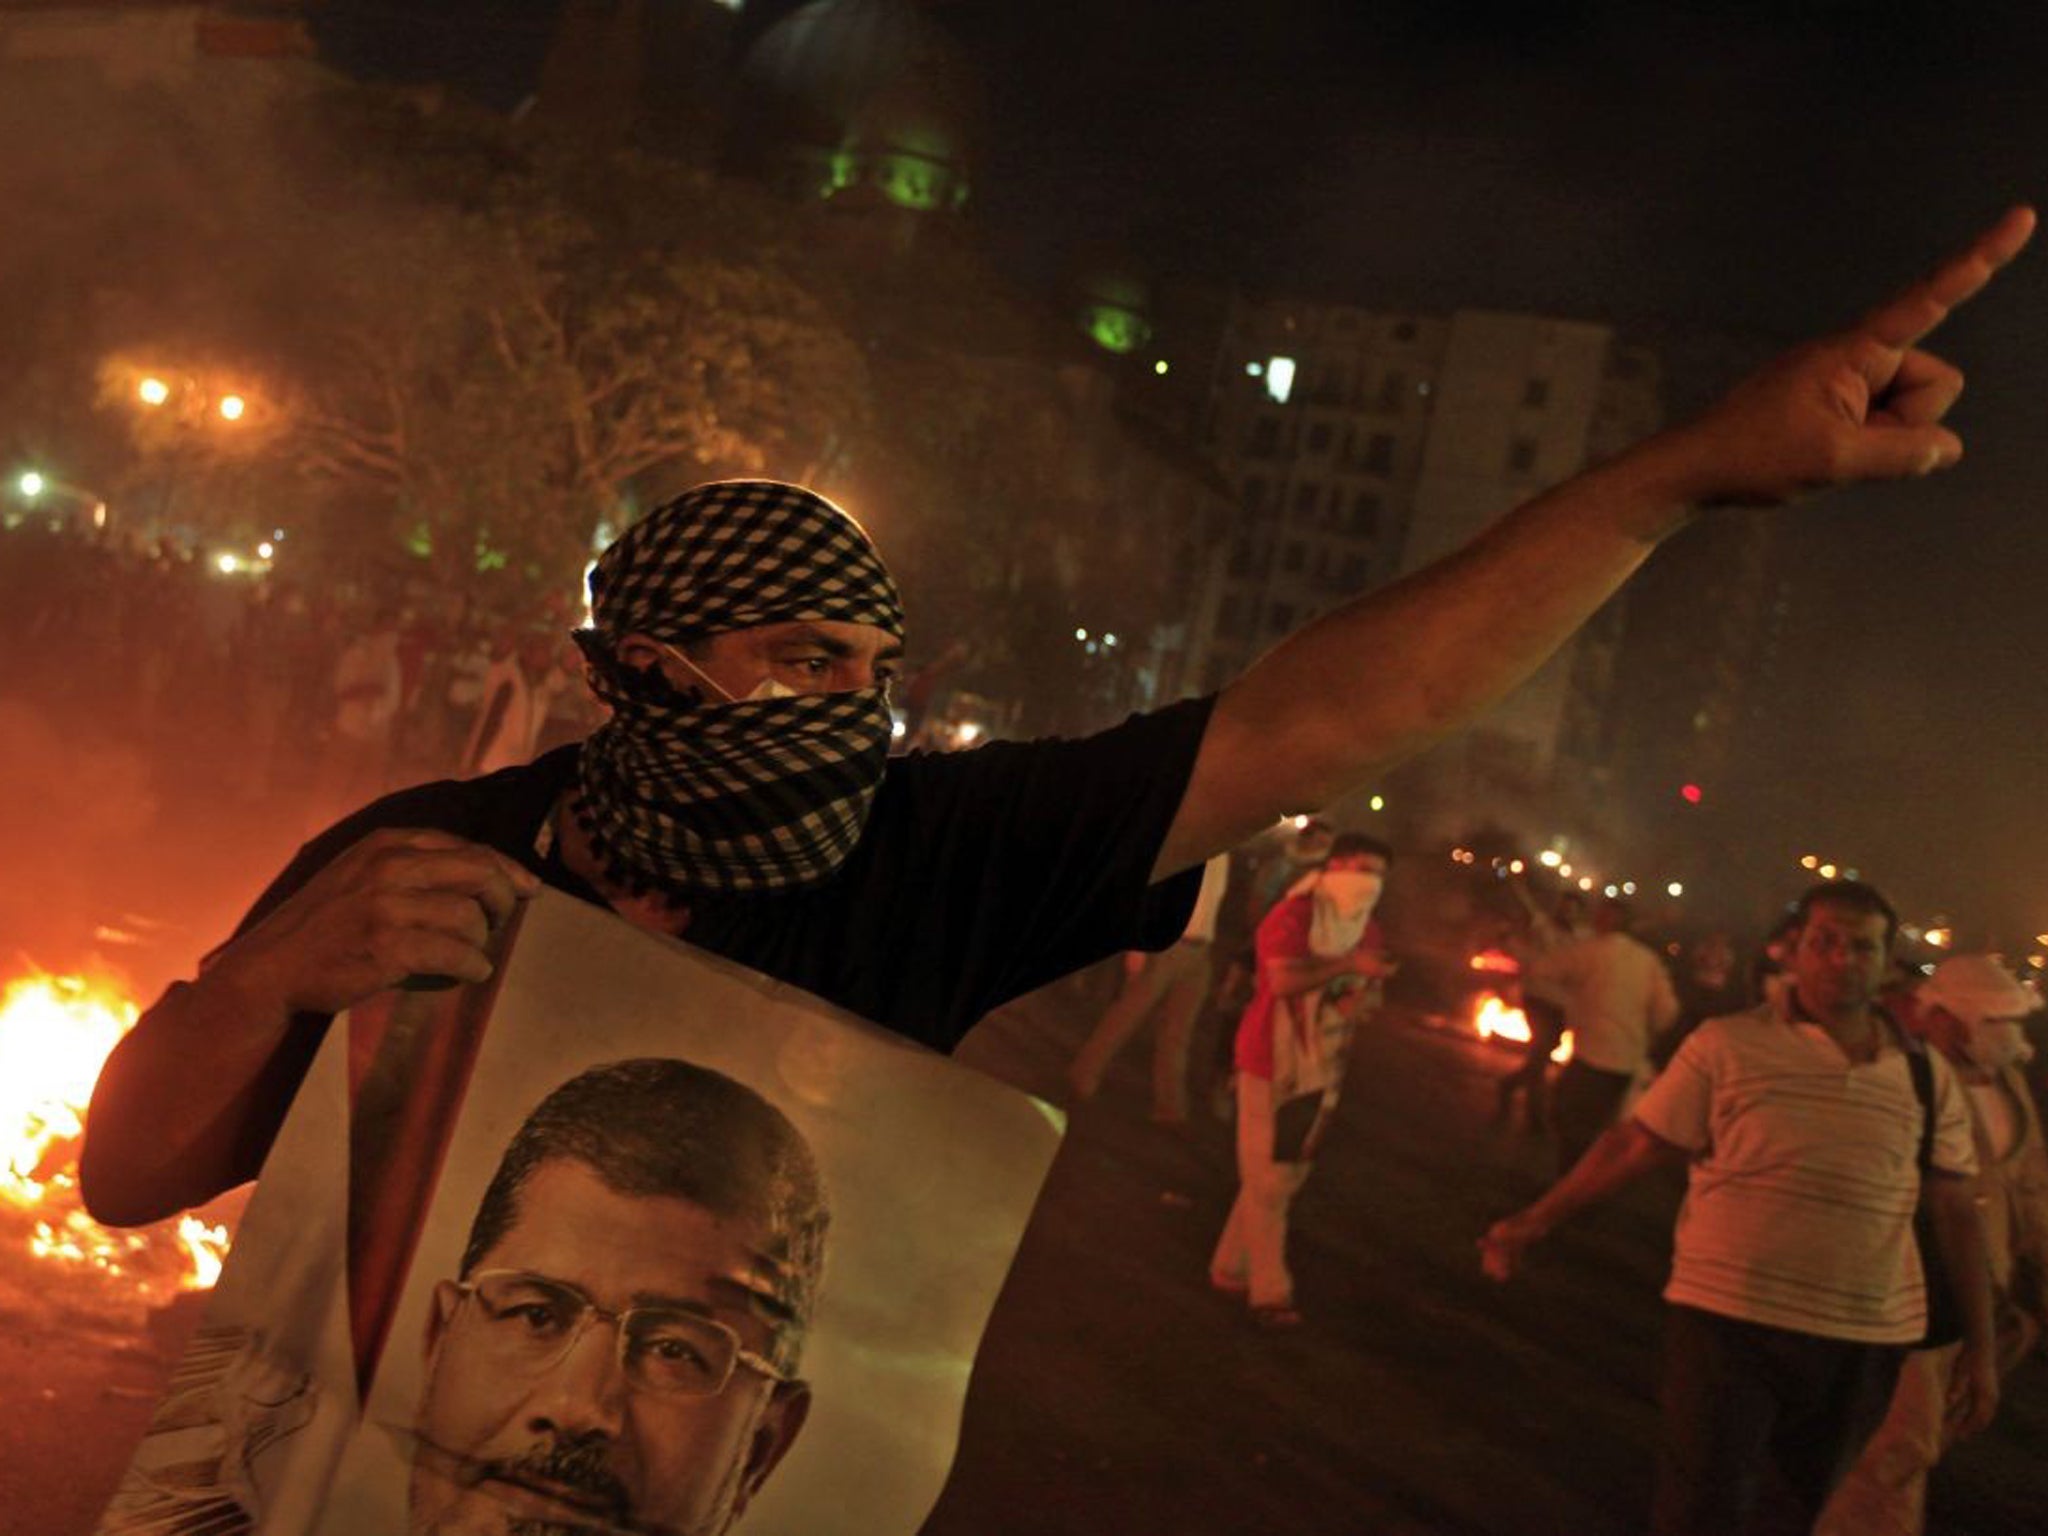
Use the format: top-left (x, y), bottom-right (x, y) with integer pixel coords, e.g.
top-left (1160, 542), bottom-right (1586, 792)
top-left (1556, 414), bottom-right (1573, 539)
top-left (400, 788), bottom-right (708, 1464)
top-left (574, 481), bottom-right (903, 896)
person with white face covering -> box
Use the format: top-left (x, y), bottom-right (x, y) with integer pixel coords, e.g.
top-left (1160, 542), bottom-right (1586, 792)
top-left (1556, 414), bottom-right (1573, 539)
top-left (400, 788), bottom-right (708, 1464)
top-left (1818, 955), bottom-right (2048, 1536)
top-left (1210, 833), bottom-right (1395, 1327)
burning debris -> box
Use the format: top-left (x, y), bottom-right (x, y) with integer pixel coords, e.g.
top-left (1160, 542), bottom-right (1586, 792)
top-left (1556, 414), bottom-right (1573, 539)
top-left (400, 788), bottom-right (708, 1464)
top-left (0, 968), bottom-right (232, 1320)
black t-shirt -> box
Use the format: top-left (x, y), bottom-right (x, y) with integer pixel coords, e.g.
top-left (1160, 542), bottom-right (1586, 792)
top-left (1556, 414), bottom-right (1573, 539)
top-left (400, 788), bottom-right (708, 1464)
top-left (234, 695), bottom-right (1215, 1053)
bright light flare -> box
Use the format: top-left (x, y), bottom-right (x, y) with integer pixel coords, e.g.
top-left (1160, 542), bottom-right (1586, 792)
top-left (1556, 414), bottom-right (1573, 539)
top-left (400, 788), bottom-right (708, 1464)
top-left (1667, 881), bottom-right (1685, 898)
top-left (17, 471), bottom-right (45, 499)
top-left (1470, 993), bottom-right (1573, 1064)
top-left (1925, 927), bottom-right (1953, 950)
top-left (217, 394), bottom-right (246, 422)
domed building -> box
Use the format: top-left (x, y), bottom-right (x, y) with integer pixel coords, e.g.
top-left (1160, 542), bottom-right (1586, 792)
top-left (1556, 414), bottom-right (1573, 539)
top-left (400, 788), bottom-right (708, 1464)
top-left (732, 0), bottom-right (976, 217)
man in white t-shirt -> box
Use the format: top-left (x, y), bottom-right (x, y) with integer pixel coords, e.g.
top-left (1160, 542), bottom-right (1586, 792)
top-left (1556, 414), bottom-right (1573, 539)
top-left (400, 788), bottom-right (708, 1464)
top-left (1545, 897), bottom-right (1680, 1168)
top-left (1479, 881), bottom-right (1998, 1536)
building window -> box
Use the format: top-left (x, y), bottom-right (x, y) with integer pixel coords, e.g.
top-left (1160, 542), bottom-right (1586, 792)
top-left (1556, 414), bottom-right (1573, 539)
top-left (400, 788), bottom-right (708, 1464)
top-left (1349, 491), bottom-right (1381, 538)
top-left (1283, 541), bottom-right (1305, 573)
top-left (1242, 476), bottom-right (1268, 513)
top-left (1391, 319), bottom-right (1417, 342)
top-left (1364, 434), bottom-right (1394, 474)
top-left (1507, 436), bottom-right (1538, 474)
top-left (1227, 540), bottom-right (1252, 578)
top-left (1269, 602), bottom-right (1296, 632)
top-left (1523, 378), bottom-right (1550, 409)
top-left (1293, 481), bottom-right (1320, 515)
top-left (1340, 555), bottom-right (1368, 586)
top-left (1376, 371), bottom-right (1407, 413)
top-left (1248, 416), bottom-right (1282, 457)
top-left (1307, 421), bottom-right (1333, 455)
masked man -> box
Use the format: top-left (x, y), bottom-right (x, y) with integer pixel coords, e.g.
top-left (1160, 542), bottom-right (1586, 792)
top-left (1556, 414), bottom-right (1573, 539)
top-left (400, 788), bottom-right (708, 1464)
top-left (84, 211), bottom-right (2035, 1252)
top-left (1210, 833), bottom-right (1394, 1327)
top-left (1817, 955), bottom-right (2048, 1536)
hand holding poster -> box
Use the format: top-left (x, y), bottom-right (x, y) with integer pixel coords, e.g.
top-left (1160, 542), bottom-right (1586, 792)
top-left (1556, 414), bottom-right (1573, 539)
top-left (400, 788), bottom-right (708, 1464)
top-left (97, 889), bottom-right (1064, 1536)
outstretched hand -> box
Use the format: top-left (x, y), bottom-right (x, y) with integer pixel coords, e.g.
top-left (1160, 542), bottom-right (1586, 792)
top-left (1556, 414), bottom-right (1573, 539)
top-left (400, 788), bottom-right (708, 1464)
top-left (1669, 205), bottom-right (2035, 508)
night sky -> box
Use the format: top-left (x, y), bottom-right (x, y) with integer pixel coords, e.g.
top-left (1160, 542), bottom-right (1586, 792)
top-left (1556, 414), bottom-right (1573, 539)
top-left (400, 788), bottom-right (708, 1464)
top-left (924, 0), bottom-right (2048, 938)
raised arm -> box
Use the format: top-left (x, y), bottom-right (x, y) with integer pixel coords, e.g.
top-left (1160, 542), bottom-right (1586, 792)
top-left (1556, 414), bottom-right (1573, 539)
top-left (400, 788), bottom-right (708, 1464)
top-left (1153, 207), bottom-right (2035, 878)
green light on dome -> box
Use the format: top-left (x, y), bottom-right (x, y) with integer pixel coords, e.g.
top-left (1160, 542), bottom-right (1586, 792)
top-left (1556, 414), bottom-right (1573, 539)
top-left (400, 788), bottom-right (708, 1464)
top-left (1082, 304), bottom-right (1151, 356)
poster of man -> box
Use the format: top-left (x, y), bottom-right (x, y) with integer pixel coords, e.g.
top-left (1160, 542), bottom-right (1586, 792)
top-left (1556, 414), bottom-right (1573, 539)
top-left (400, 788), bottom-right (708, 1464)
top-left (399, 1057), bottom-right (825, 1536)
top-left (96, 889), bottom-right (1064, 1536)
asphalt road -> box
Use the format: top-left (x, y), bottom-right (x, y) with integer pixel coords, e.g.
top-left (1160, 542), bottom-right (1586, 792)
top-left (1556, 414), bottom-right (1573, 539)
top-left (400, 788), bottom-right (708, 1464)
top-left (7, 974), bottom-right (2045, 1535)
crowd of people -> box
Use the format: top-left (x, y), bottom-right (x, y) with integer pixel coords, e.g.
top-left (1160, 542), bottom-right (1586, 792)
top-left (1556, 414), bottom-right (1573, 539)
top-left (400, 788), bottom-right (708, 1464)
top-left (0, 526), bottom-right (602, 826)
top-left (1067, 811), bottom-right (2048, 1535)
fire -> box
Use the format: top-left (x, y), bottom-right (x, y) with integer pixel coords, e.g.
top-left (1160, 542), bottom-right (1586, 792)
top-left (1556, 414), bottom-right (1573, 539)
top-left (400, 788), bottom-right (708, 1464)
top-left (1470, 992), bottom-right (1573, 1064)
top-left (0, 967), bottom-right (230, 1301)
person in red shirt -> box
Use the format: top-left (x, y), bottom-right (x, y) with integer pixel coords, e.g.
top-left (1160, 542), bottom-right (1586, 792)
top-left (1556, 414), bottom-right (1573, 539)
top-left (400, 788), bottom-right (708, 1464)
top-left (1209, 833), bottom-right (1395, 1327)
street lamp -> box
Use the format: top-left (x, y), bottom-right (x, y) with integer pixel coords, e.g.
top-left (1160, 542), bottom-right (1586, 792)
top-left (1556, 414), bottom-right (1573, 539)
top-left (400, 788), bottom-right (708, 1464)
top-left (137, 376), bottom-right (171, 406)
top-left (18, 471), bottom-right (46, 499)
top-left (217, 394), bottom-right (246, 422)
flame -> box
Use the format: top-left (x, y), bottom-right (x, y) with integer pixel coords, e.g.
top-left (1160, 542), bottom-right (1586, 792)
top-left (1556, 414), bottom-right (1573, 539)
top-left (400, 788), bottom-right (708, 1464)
top-left (1, 967), bottom-right (230, 1300)
top-left (1470, 991), bottom-right (1572, 1064)
top-left (1469, 949), bottom-right (1522, 976)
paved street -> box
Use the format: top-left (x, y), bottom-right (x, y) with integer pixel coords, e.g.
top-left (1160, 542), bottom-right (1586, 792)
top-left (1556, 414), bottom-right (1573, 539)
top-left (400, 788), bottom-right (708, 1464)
top-left (6, 925), bottom-right (2046, 1535)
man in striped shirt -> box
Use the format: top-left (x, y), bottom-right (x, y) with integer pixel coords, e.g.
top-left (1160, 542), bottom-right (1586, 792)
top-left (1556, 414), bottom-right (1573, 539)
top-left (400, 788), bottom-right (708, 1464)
top-left (1480, 881), bottom-right (1997, 1536)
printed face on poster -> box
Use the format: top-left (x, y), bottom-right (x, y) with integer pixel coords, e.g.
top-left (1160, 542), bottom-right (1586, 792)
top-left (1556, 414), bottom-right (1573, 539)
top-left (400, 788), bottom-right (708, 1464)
top-left (99, 889), bottom-right (1063, 1536)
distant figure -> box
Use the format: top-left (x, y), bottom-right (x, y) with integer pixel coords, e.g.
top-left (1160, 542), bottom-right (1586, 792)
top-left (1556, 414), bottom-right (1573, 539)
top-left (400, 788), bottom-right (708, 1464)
top-left (1068, 852), bottom-right (1232, 1124)
top-left (1494, 888), bottom-right (1590, 1134)
top-left (1818, 955), bottom-right (2048, 1536)
top-left (1211, 833), bottom-right (1394, 1327)
top-left (1546, 898), bottom-right (1680, 1169)
top-left (462, 628), bottom-right (561, 777)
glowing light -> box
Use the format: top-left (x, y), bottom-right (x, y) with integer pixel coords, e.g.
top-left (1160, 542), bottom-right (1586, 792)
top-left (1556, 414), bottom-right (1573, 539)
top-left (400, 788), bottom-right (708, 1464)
top-left (1925, 927), bottom-right (1953, 950)
top-left (1667, 882), bottom-right (1685, 898)
top-left (1472, 994), bottom-right (1574, 1064)
top-left (1368, 795), bottom-right (1385, 812)
top-left (890, 717), bottom-right (907, 741)
top-left (2035, 934), bottom-right (2048, 949)
top-left (1538, 850), bottom-right (1562, 869)
top-left (215, 553), bottom-right (240, 575)
top-left (1245, 361), bottom-right (1264, 377)
top-left (1152, 360), bottom-right (1170, 376)
top-left (1800, 854), bottom-right (1819, 870)
top-left (92, 502), bottom-right (108, 530)
top-left (1819, 863), bottom-right (1838, 880)
top-left (1622, 881), bottom-right (1636, 895)
top-left (1264, 356), bottom-right (1296, 405)
top-left (1680, 783), bottom-right (1703, 805)
top-left (1291, 814), bottom-right (1310, 830)
top-left (17, 471), bottom-right (44, 499)
top-left (1604, 884), bottom-right (1619, 898)
top-left (1469, 950), bottom-right (1521, 976)
top-left (953, 722), bottom-right (983, 747)
top-left (2030, 954), bottom-right (2046, 969)
top-left (1074, 628), bottom-right (1088, 642)
top-left (1103, 633), bottom-right (1118, 648)
top-left (1508, 858), bottom-right (1524, 874)
top-left (217, 394), bottom-right (246, 422)
top-left (137, 376), bottom-right (170, 406)
top-left (1558, 863), bottom-right (1573, 879)
top-left (256, 540), bottom-right (274, 560)
top-left (1577, 876), bottom-right (1594, 892)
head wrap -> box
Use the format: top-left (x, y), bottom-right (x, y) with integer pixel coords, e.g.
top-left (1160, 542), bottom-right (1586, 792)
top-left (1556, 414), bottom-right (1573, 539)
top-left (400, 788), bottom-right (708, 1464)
top-left (1919, 955), bottom-right (2041, 1027)
top-left (587, 479), bottom-right (901, 646)
top-left (573, 481), bottom-right (902, 897)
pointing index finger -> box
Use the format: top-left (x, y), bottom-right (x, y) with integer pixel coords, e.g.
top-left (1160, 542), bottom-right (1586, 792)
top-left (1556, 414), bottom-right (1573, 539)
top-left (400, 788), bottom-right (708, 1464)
top-left (1862, 205), bottom-right (2036, 351)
